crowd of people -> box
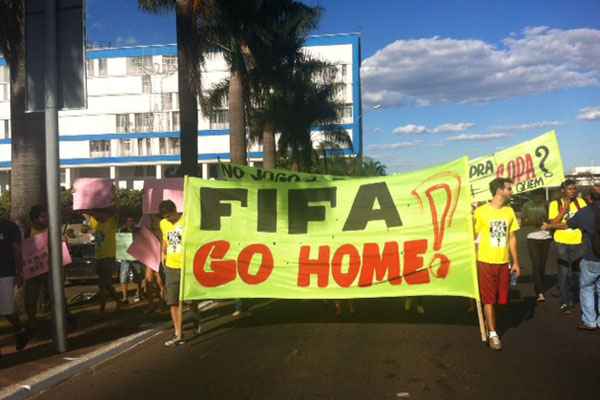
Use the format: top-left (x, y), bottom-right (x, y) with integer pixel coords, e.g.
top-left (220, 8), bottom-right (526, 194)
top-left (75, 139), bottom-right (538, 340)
top-left (1, 177), bottom-right (599, 356)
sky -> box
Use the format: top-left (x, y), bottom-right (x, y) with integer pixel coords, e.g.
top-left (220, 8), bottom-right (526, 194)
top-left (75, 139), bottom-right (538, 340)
top-left (87, 0), bottom-right (600, 174)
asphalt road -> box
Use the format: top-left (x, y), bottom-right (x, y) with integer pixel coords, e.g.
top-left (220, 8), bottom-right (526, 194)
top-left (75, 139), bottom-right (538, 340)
top-left (35, 282), bottom-right (600, 400)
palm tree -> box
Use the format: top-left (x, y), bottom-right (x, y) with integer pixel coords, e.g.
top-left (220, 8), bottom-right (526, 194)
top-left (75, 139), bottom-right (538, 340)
top-left (198, 1), bottom-right (322, 168)
top-left (269, 57), bottom-right (349, 172)
top-left (138, 0), bottom-right (207, 176)
top-left (0, 0), bottom-right (47, 225)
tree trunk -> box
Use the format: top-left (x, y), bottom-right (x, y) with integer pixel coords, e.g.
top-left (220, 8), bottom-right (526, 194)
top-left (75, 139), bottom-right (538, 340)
top-left (228, 70), bottom-right (246, 165)
top-left (176, 0), bottom-right (199, 177)
top-left (5, 3), bottom-right (46, 227)
top-left (262, 122), bottom-right (275, 169)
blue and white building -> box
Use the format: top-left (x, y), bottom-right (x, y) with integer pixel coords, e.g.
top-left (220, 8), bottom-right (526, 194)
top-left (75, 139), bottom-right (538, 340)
top-left (0, 33), bottom-right (362, 191)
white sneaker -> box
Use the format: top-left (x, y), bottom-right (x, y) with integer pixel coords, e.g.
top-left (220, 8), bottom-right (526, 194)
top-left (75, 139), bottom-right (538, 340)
top-left (536, 293), bottom-right (545, 303)
top-left (164, 336), bottom-right (184, 347)
top-left (488, 335), bottom-right (502, 350)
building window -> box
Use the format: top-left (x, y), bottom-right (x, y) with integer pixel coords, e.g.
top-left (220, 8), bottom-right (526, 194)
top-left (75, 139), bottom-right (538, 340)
top-left (171, 111), bottom-right (180, 131)
top-left (90, 140), bottom-right (111, 158)
top-left (159, 137), bottom-right (180, 155)
top-left (338, 104), bottom-right (352, 121)
top-left (127, 56), bottom-right (152, 75)
top-left (162, 56), bottom-right (177, 73)
top-left (134, 112), bottom-right (154, 132)
top-left (162, 93), bottom-right (173, 110)
top-left (0, 120), bottom-right (10, 139)
top-left (137, 138), bottom-right (152, 156)
top-left (85, 60), bottom-right (94, 77)
top-left (116, 114), bottom-right (130, 133)
top-left (154, 112), bottom-right (170, 131)
top-left (119, 139), bottom-right (135, 156)
top-left (98, 58), bottom-right (107, 77)
top-left (142, 75), bottom-right (152, 94)
top-left (209, 110), bottom-right (228, 130)
top-left (340, 64), bottom-right (347, 80)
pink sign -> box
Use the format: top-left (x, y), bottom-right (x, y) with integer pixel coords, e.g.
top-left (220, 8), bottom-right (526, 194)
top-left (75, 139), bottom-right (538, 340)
top-left (143, 178), bottom-right (184, 214)
top-left (22, 233), bottom-right (72, 280)
top-left (73, 178), bottom-right (114, 210)
top-left (127, 226), bottom-right (161, 272)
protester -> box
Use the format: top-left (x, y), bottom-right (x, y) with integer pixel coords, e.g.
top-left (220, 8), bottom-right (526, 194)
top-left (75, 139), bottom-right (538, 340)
top-left (521, 191), bottom-right (552, 302)
top-left (86, 208), bottom-right (122, 313)
top-left (24, 206), bottom-right (50, 330)
top-left (159, 200), bottom-right (187, 346)
top-left (543, 179), bottom-right (587, 314)
top-left (566, 190), bottom-right (600, 330)
top-left (474, 178), bottom-right (520, 350)
top-left (118, 216), bottom-right (143, 304)
top-left (144, 214), bottom-right (166, 313)
top-left (0, 212), bottom-right (29, 355)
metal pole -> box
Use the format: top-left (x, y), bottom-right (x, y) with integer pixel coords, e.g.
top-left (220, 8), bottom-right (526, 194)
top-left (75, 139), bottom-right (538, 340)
top-left (45, 0), bottom-right (67, 353)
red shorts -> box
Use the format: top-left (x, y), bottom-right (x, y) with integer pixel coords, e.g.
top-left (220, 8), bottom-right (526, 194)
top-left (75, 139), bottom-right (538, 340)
top-left (477, 262), bottom-right (510, 305)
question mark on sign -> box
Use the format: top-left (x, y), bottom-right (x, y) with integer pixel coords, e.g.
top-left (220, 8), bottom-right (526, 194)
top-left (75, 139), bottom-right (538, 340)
top-left (535, 145), bottom-right (552, 178)
top-left (412, 172), bottom-right (462, 279)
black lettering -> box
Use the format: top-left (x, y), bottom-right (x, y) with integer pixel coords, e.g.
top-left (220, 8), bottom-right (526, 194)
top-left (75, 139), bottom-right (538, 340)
top-left (343, 182), bottom-right (402, 231)
top-left (200, 188), bottom-right (248, 230)
top-left (288, 188), bottom-right (337, 234)
top-left (257, 189), bottom-right (277, 232)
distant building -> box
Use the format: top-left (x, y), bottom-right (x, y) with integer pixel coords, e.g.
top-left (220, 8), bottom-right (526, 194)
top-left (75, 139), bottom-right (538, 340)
top-left (0, 33), bottom-right (362, 191)
top-left (567, 166), bottom-right (600, 186)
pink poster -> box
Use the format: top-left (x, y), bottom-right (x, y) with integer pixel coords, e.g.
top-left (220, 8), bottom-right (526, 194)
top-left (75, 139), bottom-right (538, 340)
top-left (22, 233), bottom-right (72, 280)
top-left (127, 226), bottom-right (161, 272)
top-left (72, 178), bottom-right (114, 210)
top-left (143, 178), bottom-right (184, 214)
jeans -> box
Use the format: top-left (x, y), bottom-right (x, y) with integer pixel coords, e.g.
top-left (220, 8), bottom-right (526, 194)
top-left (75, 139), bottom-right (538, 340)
top-left (579, 259), bottom-right (600, 328)
top-left (556, 243), bottom-right (584, 306)
top-left (527, 238), bottom-right (551, 295)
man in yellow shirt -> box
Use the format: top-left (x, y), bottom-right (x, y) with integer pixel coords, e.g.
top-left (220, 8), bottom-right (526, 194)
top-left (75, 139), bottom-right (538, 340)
top-left (474, 177), bottom-right (520, 351)
top-left (159, 200), bottom-right (186, 346)
top-left (544, 179), bottom-right (587, 314)
top-left (87, 209), bottom-right (122, 313)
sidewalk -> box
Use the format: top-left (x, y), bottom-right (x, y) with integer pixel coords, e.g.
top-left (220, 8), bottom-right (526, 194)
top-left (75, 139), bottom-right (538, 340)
top-left (0, 286), bottom-right (238, 394)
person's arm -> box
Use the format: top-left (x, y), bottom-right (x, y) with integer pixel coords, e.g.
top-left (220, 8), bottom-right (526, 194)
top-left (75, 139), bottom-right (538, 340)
top-left (549, 198), bottom-right (570, 224)
top-left (509, 210), bottom-right (520, 277)
top-left (162, 239), bottom-right (168, 266)
top-left (509, 233), bottom-right (520, 277)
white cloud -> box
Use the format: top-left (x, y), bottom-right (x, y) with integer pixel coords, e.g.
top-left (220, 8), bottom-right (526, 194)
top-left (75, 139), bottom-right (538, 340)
top-left (491, 121), bottom-right (563, 130)
top-left (430, 122), bottom-right (475, 133)
top-left (577, 106), bottom-right (600, 121)
top-left (362, 27), bottom-right (600, 108)
top-left (393, 124), bottom-right (427, 135)
top-left (369, 127), bottom-right (384, 135)
top-left (367, 141), bottom-right (422, 152)
top-left (446, 132), bottom-right (511, 142)
top-left (393, 122), bottom-right (474, 134)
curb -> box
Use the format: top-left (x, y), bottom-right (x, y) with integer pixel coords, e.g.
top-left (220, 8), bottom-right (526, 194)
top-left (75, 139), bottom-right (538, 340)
top-left (0, 328), bottom-right (161, 400)
top-left (0, 299), bottom-right (248, 400)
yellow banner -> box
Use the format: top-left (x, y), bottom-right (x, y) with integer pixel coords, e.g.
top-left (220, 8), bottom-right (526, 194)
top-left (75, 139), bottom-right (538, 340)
top-left (181, 157), bottom-right (479, 300)
top-left (469, 131), bottom-right (564, 202)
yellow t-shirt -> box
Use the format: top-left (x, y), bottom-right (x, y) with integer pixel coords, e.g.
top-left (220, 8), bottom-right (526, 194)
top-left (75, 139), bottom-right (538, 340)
top-left (160, 217), bottom-right (184, 269)
top-left (89, 215), bottom-right (117, 259)
top-left (474, 203), bottom-right (520, 264)
top-left (548, 198), bottom-right (586, 245)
